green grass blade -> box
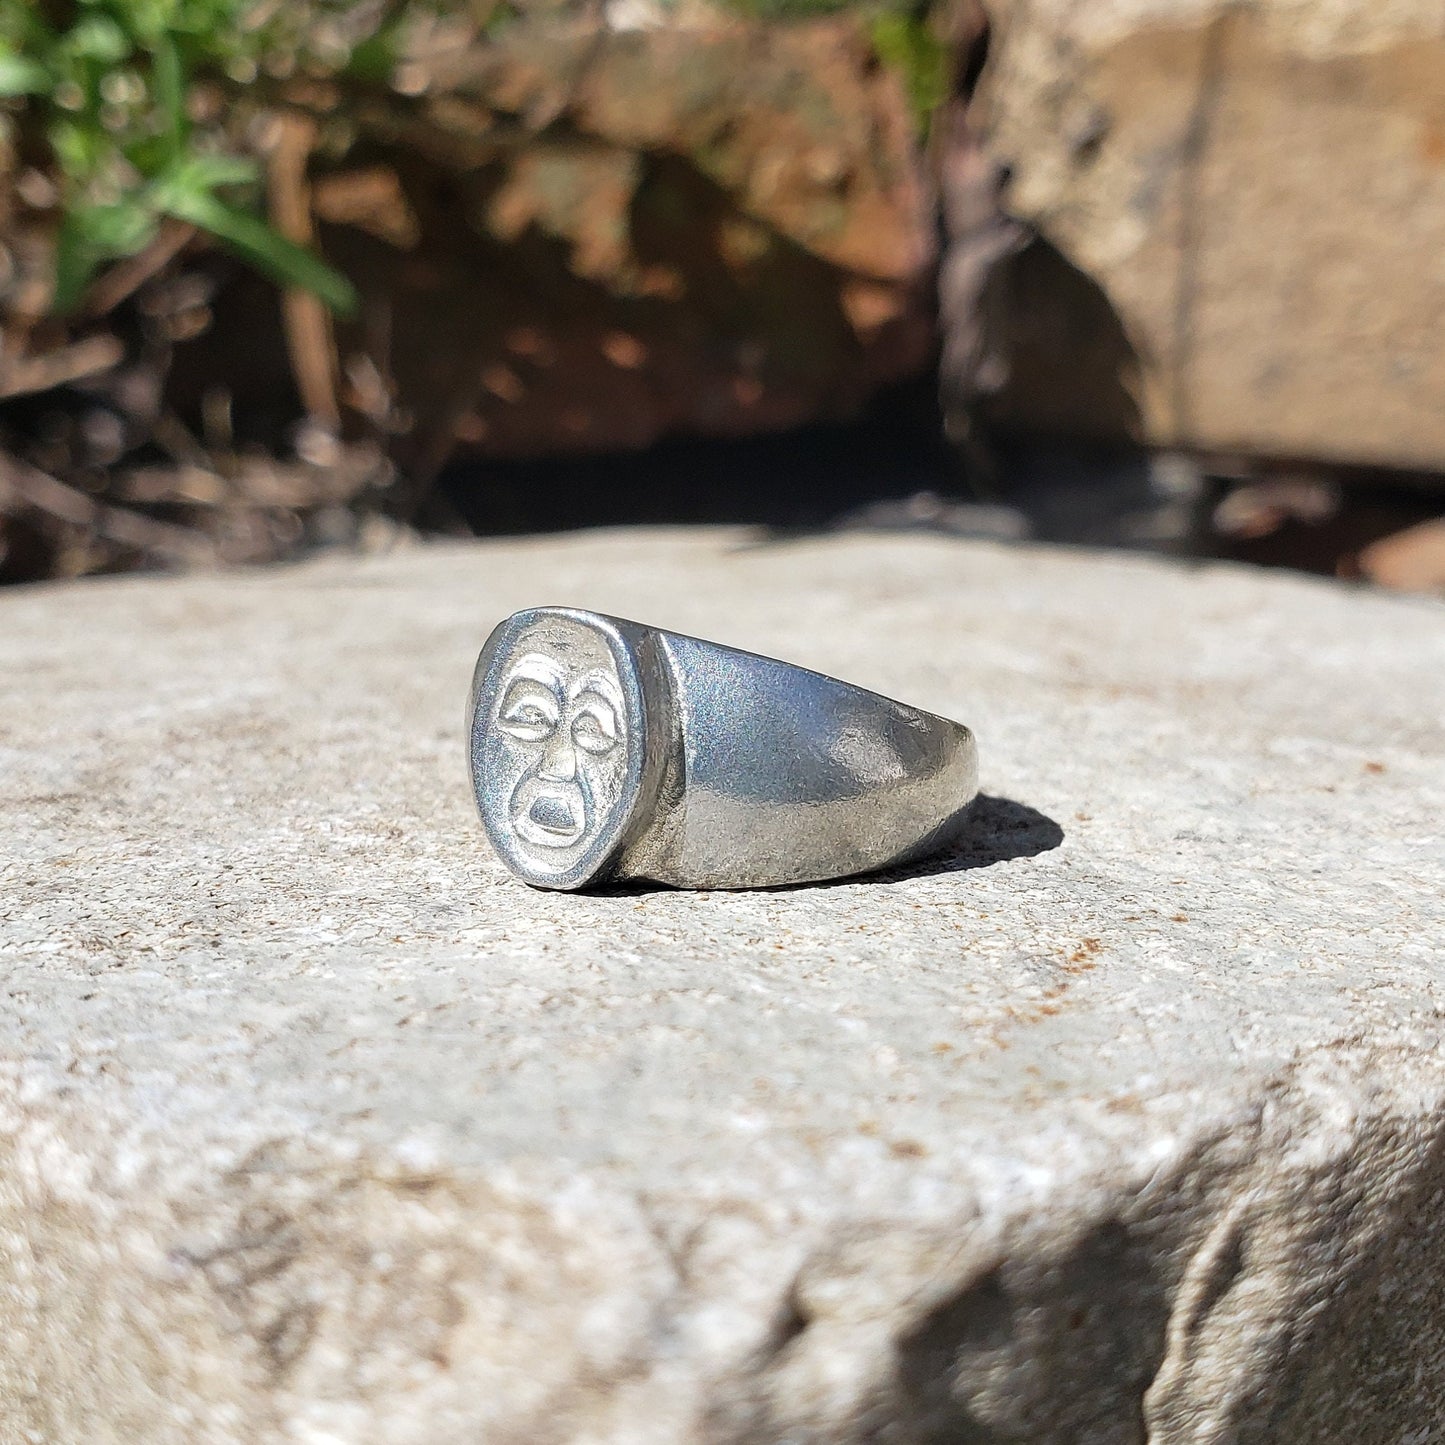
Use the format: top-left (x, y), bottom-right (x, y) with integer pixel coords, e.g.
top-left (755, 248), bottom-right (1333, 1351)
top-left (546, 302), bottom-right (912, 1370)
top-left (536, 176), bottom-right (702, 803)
top-left (158, 187), bottom-right (358, 316)
top-left (152, 31), bottom-right (187, 163)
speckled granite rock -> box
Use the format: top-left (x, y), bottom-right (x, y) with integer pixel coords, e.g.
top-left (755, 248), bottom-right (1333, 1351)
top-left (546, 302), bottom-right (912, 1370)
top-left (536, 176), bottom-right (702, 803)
top-left (2, 531), bottom-right (1443, 1443)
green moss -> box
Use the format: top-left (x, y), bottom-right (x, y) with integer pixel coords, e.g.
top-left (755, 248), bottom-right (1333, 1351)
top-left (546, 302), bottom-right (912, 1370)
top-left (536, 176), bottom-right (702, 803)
top-left (867, 9), bottom-right (949, 130)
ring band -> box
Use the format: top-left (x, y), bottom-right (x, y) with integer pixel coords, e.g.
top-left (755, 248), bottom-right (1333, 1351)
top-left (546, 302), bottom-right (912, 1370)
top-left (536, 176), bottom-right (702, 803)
top-left (467, 607), bottom-right (979, 890)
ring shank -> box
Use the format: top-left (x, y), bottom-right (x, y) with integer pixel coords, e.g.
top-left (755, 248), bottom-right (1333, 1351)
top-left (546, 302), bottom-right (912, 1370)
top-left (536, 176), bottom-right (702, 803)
top-left (618, 629), bottom-right (977, 888)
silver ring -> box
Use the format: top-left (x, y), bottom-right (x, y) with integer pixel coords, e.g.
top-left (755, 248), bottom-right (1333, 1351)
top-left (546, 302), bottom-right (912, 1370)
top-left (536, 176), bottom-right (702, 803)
top-left (467, 607), bottom-right (980, 891)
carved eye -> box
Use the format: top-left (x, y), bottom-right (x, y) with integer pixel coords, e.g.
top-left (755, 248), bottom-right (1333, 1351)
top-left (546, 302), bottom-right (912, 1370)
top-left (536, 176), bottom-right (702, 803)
top-left (572, 701), bottom-right (618, 755)
top-left (499, 684), bottom-right (558, 742)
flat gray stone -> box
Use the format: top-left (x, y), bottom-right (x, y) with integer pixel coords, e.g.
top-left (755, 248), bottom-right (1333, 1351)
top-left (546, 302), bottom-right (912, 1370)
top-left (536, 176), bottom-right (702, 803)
top-left (2, 530), bottom-right (1443, 1443)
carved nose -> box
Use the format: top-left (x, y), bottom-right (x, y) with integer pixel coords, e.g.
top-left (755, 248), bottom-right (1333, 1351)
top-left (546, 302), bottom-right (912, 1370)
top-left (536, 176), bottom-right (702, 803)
top-left (538, 742), bottom-right (577, 782)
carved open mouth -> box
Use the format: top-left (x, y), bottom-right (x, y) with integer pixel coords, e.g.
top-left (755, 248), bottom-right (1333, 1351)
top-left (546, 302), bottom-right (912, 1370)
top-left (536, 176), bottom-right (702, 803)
top-left (511, 783), bottom-right (586, 848)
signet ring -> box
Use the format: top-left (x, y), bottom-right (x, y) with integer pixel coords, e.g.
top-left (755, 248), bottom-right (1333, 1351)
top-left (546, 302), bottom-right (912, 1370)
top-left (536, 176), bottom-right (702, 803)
top-left (467, 607), bottom-right (980, 891)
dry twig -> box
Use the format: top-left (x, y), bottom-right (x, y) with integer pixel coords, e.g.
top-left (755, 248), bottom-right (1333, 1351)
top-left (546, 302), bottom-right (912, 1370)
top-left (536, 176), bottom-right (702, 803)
top-left (0, 335), bottom-right (126, 400)
top-left (0, 451), bottom-right (216, 565)
top-left (267, 112), bottom-right (341, 427)
top-left (81, 220), bottom-right (197, 319)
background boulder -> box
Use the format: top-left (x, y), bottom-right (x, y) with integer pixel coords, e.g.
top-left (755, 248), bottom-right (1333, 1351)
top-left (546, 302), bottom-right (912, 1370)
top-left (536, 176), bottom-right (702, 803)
top-left (946, 0), bottom-right (1445, 471)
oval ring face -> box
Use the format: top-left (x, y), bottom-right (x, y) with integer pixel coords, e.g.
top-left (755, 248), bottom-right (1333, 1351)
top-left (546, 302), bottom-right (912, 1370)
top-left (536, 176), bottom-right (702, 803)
top-left (470, 610), bottom-right (647, 888)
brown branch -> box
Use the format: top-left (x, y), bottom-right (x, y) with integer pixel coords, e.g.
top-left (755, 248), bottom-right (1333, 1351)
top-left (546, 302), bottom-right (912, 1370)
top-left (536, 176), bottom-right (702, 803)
top-left (267, 111), bottom-right (341, 427)
top-left (0, 451), bottom-right (216, 565)
top-left (81, 219), bottom-right (197, 319)
top-left (0, 334), bottom-right (126, 400)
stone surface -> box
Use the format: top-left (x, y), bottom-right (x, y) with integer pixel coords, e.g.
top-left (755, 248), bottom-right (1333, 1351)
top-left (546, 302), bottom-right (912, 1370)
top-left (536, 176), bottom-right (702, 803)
top-left (954, 0), bottom-right (1445, 471)
top-left (2, 529), bottom-right (1444, 1443)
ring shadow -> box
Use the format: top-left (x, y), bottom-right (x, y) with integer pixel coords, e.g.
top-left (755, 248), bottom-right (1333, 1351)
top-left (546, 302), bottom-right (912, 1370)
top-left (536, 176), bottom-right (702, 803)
top-left (592, 794), bottom-right (1062, 895)
top-left (865, 793), bottom-right (1064, 885)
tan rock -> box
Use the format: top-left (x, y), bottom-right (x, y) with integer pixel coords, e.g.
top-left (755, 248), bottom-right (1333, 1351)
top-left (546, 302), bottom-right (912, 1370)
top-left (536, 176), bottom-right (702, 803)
top-left (962, 0), bottom-right (1445, 469)
top-left (1358, 515), bottom-right (1445, 593)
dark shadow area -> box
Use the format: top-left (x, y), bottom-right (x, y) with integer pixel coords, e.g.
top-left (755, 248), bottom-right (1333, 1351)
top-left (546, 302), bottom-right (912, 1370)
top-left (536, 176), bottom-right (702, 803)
top-left (438, 375), bottom-right (1188, 548)
top-left (439, 376), bottom-right (965, 535)
top-left (867, 794), bottom-right (1065, 885)
top-left (873, 1215), bottom-right (1167, 1444)
top-left (973, 235), bottom-right (1146, 447)
top-left (985, 436), bottom-right (1167, 549)
top-left (440, 395), bottom-right (1443, 574)
top-left (432, 191), bottom-right (1441, 572)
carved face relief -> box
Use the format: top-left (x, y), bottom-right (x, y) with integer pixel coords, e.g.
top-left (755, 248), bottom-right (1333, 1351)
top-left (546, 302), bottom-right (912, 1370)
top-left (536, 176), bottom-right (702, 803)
top-left (475, 615), bottom-right (640, 883)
